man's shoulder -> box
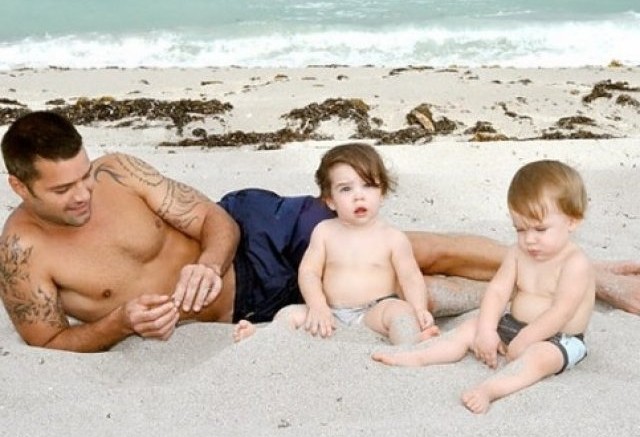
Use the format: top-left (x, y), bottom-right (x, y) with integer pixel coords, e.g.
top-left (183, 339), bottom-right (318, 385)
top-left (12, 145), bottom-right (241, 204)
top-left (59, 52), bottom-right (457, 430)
top-left (0, 209), bottom-right (47, 258)
top-left (92, 152), bottom-right (133, 171)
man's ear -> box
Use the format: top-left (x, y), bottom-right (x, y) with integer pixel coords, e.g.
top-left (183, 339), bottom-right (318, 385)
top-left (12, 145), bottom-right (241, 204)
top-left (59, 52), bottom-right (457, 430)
top-left (8, 175), bottom-right (31, 200)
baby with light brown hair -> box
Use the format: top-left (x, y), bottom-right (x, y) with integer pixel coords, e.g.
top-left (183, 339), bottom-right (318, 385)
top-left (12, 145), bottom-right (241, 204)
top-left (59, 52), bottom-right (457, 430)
top-left (373, 160), bottom-right (595, 414)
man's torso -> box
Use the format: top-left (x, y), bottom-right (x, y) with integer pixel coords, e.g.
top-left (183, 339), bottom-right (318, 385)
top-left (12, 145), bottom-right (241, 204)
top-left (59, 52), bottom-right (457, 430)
top-left (3, 155), bottom-right (234, 323)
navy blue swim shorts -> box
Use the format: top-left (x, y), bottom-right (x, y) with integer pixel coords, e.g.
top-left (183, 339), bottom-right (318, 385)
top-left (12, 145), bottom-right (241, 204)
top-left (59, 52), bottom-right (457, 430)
top-left (218, 189), bottom-right (335, 323)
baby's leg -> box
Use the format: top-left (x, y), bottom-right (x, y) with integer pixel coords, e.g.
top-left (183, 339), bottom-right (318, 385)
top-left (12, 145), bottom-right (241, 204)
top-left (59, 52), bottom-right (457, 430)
top-left (273, 304), bottom-right (309, 330)
top-left (232, 304), bottom-right (309, 342)
top-left (232, 320), bottom-right (257, 342)
top-left (372, 317), bottom-right (476, 366)
top-left (363, 299), bottom-right (436, 345)
top-left (461, 341), bottom-right (564, 414)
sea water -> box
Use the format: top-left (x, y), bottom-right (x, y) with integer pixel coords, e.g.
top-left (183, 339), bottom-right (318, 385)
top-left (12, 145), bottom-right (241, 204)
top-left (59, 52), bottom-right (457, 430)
top-left (0, 0), bottom-right (638, 69)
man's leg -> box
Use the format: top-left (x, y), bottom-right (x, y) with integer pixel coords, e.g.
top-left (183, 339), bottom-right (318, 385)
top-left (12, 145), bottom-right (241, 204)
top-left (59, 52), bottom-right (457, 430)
top-left (406, 231), bottom-right (506, 279)
top-left (406, 232), bottom-right (505, 316)
top-left (407, 231), bottom-right (640, 315)
top-left (593, 269), bottom-right (640, 314)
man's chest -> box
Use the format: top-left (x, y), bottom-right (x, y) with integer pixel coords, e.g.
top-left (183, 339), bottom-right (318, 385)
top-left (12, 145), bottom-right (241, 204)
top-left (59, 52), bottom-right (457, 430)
top-left (47, 191), bottom-right (168, 289)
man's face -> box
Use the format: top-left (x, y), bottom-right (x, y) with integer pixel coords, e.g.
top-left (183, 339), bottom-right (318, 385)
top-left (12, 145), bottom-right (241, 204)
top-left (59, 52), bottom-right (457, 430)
top-left (20, 149), bottom-right (95, 227)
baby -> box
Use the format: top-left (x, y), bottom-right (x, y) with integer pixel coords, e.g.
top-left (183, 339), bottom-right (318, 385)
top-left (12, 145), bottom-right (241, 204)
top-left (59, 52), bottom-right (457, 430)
top-left (373, 160), bottom-right (595, 414)
top-left (234, 143), bottom-right (438, 344)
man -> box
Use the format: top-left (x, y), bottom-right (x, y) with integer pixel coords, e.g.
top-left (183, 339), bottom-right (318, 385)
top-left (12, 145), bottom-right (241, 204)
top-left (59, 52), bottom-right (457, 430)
top-left (0, 112), bottom-right (638, 352)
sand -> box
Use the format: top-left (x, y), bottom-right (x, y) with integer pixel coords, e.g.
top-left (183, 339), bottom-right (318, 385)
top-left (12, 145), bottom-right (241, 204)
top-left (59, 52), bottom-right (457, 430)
top-left (0, 66), bottom-right (639, 436)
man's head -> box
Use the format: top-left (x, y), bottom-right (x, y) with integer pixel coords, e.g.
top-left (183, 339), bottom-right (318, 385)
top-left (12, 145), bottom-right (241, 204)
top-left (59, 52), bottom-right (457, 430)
top-left (2, 111), bottom-right (83, 189)
top-left (507, 159), bottom-right (587, 222)
top-left (314, 142), bottom-right (396, 200)
top-left (2, 111), bottom-right (94, 226)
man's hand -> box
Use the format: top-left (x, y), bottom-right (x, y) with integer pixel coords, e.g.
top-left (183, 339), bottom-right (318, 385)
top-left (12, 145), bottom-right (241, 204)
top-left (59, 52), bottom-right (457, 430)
top-left (173, 263), bottom-right (222, 312)
top-left (124, 294), bottom-right (179, 340)
top-left (472, 329), bottom-right (501, 368)
top-left (414, 308), bottom-right (435, 331)
top-left (304, 305), bottom-right (336, 338)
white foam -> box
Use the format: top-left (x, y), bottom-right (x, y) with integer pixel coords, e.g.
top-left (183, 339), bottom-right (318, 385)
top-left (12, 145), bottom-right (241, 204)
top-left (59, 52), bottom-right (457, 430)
top-left (0, 17), bottom-right (638, 70)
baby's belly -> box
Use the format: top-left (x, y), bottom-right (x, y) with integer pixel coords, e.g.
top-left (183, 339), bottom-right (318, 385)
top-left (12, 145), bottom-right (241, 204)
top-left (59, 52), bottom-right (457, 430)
top-left (510, 292), bottom-right (586, 335)
top-left (510, 293), bottom-right (551, 325)
top-left (323, 269), bottom-right (396, 307)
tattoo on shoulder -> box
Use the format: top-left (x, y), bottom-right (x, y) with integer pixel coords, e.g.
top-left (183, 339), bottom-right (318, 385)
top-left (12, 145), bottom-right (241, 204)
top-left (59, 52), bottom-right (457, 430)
top-left (0, 235), bottom-right (68, 329)
top-left (157, 178), bottom-right (210, 231)
top-left (116, 154), bottom-right (209, 231)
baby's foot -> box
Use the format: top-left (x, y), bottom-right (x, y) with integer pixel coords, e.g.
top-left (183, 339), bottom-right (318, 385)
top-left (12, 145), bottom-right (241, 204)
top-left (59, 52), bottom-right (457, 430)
top-left (461, 387), bottom-right (492, 414)
top-left (371, 351), bottom-right (397, 365)
top-left (371, 350), bottom-right (425, 367)
top-left (232, 320), bottom-right (257, 342)
top-left (419, 324), bottom-right (441, 341)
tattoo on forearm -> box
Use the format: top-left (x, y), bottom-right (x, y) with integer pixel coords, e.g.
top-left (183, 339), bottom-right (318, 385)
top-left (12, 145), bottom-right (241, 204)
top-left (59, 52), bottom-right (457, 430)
top-left (113, 154), bottom-right (209, 231)
top-left (0, 235), bottom-right (68, 329)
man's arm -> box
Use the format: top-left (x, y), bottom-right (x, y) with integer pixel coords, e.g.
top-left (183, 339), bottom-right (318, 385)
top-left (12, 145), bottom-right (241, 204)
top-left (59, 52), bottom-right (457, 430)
top-left (97, 153), bottom-right (240, 312)
top-left (0, 234), bottom-right (137, 352)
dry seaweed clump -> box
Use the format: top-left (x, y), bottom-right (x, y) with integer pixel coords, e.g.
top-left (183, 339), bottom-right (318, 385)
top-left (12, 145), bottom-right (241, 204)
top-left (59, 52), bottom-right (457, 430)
top-left (616, 94), bottom-right (640, 107)
top-left (464, 121), bottom-right (497, 134)
top-left (283, 98), bottom-right (372, 136)
top-left (556, 116), bottom-right (596, 129)
top-left (583, 80), bottom-right (640, 103)
top-left (160, 128), bottom-right (309, 150)
top-left (50, 97), bottom-right (233, 134)
top-left (366, 126), bottom-right (433, 145)
top-left (0, 98), bottom-right (30, 125)
top-left (539, 129), bottom-right (612, 140)
top-left (463, 121), bottom-right (510, 141)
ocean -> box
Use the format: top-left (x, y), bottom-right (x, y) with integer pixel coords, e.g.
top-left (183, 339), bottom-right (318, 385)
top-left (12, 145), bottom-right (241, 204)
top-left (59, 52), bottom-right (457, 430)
top-left (0, 0), bottom-right (638, 70)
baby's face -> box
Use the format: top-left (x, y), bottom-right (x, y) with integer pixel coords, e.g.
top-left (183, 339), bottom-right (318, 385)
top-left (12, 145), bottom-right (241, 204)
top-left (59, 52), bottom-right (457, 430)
top-left (325, 163), bottom-right (383, 226)
top-left (510, 201), bottom-right (579, 261)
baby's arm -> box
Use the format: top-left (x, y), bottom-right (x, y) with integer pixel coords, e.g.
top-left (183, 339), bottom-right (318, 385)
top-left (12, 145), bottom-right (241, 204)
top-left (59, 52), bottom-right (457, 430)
top-left (472, 245), bottom-right (519, 368)
top-left (508, 251), bottom-right (593, 359)
top-left (389, 229), bottom-right (434, 329)
top-left (298, 223), bottom-right (335, 338)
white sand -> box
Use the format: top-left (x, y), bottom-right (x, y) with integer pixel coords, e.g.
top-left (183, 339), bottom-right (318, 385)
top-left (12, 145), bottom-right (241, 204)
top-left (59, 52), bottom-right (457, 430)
top-left (0, 67), bottom-right (639, 436)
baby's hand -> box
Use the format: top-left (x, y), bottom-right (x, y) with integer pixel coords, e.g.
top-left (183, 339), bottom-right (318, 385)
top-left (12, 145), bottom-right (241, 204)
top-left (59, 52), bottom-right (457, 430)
top-left (304, 305), bottom-right (336, 338)
top-left (472, 329), bottom-right (500, 368)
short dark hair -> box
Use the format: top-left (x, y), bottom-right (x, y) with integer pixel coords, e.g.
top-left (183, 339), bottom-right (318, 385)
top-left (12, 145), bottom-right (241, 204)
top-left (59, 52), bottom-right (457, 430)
top-left (315, 142), bottom-right (396, 199)
top-left (2, 111), bottom-right (83, 186)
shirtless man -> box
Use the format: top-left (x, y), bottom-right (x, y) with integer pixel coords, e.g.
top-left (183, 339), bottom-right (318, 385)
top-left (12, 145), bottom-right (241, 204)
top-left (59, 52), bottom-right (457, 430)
top-left (0, 112), bottom-right (638, 352)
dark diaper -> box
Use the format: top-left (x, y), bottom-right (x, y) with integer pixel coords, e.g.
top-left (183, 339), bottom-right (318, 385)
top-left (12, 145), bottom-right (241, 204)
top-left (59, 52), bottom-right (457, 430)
top-left (497, 313), bottom-right (587, 373)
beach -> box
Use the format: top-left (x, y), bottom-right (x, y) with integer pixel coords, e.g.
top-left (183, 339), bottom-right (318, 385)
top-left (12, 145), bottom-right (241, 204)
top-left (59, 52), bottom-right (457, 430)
top-left (0, 66), bottom-right (640, 436)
